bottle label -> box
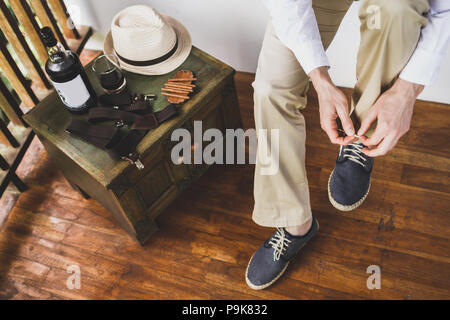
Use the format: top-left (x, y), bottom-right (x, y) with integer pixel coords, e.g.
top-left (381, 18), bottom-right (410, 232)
top-left (52, 75), bottom-right (90, 109)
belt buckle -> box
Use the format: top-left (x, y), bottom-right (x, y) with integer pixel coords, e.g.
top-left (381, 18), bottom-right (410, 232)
top-left (122, 152), bottom-right (144, 170)
top-left (115, 120), bottom-right (127, 128)
top-left (144, 94), bottom-right (157, 101)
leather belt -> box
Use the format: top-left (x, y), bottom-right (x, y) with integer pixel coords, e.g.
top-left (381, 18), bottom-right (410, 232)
top-left (66, 92), bottom-right (177, 169)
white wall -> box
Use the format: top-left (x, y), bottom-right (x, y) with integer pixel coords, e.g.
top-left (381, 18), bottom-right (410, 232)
top-left (66, 0), bottom-right (449, 104)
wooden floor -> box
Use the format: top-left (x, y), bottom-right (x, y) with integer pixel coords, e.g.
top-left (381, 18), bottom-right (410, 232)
top-left (0, 68), bottom-right (449, 299)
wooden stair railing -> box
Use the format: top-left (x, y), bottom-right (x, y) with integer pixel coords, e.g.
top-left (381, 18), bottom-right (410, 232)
top-left (0, 0), bottom-right (93, 199)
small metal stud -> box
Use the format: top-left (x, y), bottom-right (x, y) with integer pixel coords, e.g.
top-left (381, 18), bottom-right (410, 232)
top-left (115, 120), bottom-right (126, 128)
top-left (144, 94), bottom-right (157, 101)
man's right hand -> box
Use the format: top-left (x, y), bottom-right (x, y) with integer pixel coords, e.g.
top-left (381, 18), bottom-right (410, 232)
top-left (310, 67), bottom-right (355, 145)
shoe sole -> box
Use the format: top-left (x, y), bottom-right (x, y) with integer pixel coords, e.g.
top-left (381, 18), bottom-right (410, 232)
top-left (245, 255), bottom-right (290, 290)
top-left (327, 169), bottom-right (371, 212)
top-left (245, 220), bottom-right (320, 290)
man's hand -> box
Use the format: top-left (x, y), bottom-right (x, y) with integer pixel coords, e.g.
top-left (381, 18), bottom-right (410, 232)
top-left (310, 67), bottom-right (355, 145)
top-left (358, 78), bottom-right (424, 157)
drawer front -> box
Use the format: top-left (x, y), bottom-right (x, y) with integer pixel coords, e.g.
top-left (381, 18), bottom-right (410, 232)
top-left (118, 157), bottom-right (178, 222)
top-left (135, 161), bottom-right (173, 208)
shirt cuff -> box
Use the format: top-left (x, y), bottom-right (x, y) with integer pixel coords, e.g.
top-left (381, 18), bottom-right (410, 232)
top-left (400, 47), bottom-right (446, 86)
top-left (290, 39), bottom-right (330, 75)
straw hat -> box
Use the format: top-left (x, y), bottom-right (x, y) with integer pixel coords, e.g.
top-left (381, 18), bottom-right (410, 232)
top-left (104, 5), bottom-right (192, 75)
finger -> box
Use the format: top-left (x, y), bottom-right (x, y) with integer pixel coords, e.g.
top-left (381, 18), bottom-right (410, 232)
top-left (335, 105), bottom-right (355, 137)
top-left (323, 117), bottom-right (355, 145)
top-left (361, 126), bottom-right (386, 147)
top-left (322, 122), bottom-right (344, 145)
top-left (362, 135), bottom-right (396, 157)
top-left (357, 108), bottom-right (378, 137)
top-left (324, 126), bottom-right (342, 144)
top-left (327, 131), bottom-right (355, 145)
top-left (342, 135), bottom-right (357, 145)
top-left (359, 134), bottom-right (370, 145)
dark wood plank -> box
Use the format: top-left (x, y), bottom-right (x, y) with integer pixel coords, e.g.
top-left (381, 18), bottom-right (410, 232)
top-left (401, 164), bottom-right (450, 194)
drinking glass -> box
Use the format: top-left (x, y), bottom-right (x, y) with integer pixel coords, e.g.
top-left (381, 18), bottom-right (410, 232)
top-left (92, 54), bottom-right (127, 94)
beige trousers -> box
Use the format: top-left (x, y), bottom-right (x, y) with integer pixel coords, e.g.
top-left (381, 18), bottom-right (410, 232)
top-left (252, 0), bottom-right (429, 227)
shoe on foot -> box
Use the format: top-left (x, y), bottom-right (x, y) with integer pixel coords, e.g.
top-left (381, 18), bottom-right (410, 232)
top-left (328, 142), bottom-right (373, 211)
top-left (245, 218), bottom-right (319, 290)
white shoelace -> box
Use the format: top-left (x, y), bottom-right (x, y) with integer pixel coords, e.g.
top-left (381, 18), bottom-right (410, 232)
top-left (340, 143), bottom-right (367, 167)
top-left (268, 228), bottom-right (292, 261)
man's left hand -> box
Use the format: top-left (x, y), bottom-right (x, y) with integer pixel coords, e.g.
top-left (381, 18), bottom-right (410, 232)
top-left (357, 78), bottom-right (424, 157)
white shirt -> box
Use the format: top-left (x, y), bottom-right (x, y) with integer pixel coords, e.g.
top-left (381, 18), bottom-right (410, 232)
top-left (264, 0), bottom-right (450, 86)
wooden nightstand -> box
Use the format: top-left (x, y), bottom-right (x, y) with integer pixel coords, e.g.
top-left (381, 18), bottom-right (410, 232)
top-left (24, 47), bottom-right (242, 244)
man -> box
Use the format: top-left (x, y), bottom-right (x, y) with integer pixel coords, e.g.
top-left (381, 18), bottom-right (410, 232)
top-left (246, 0), bottom-right (449, 290)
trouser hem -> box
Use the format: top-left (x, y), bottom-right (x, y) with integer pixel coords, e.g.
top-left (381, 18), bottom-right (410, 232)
top-left (252, 209), bottom-right (313, 228)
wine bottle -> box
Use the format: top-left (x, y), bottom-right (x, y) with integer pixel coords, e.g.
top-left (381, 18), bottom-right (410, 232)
top-left (40, 27), bottom-right (96, 113)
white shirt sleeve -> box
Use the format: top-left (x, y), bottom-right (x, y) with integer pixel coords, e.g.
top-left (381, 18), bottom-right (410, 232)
top-left (264, 0), bottom-right (329, 75)
top-left (400, 0), bottom-right (450, 86)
